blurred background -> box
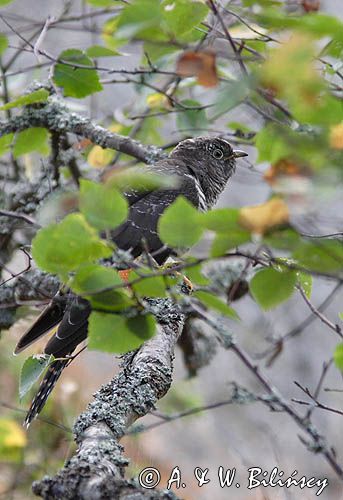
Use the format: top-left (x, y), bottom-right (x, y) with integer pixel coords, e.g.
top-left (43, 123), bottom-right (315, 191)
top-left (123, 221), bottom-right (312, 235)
top-left (1, 1), bottom-right (343, 499)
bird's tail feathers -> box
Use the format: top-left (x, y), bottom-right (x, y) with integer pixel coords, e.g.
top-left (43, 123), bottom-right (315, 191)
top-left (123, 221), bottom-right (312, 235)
top-left (24, 358), bottom-right (70, 428)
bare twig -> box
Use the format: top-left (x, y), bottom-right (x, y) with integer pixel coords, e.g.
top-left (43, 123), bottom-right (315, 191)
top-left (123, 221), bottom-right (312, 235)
top-left (0, 210), bottom-right (40, 227)
top-left (297, 284), bottom-right (343, 338)
top-left (293, 378), bottom-right (343, 417)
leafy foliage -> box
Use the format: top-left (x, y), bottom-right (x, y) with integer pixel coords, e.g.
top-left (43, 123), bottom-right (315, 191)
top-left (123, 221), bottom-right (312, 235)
top-left (0, 89), bottom-right (49, 111)
top-left (0, 133), bottom-right (13, 156)
top-left (88, 312), bottom-right (156, 353)
top-left (13, 128), bottom-right (50, 158)
top-left (0, 33), bottom-right (8, 55)
top-left (292, 240), bottom-right (343, 273)
top-left (79, 179), bottom-right (128, 231)
top-left (32, 213), bottom-right (112, 277)
top-left (53, 49), bottom-right (103, 98)
top-left (333, 343), bottom-right (343, 372)
top-left (158, 196), bottom-right (204, 247)
top-left (194, 290), bottom-right (239, 320)
top-left (19, 355), bottom-right (54, 400)
top-left (249, 268), bottom-right (297, 310)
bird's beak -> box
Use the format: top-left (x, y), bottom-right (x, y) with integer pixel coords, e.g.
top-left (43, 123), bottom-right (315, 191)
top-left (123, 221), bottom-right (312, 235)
top-left (233, 150), bottom-right (248, 158)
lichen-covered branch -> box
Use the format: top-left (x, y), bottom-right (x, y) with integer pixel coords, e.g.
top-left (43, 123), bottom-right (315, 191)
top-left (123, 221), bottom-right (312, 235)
top-left (32, 297), bottom-right (184, 500)
top-left (0, 270), bottom-right (59, 331)
top-left (0, 96), bottom-right (165, 164)
top-left (1, 269), bottom-right (184, 498)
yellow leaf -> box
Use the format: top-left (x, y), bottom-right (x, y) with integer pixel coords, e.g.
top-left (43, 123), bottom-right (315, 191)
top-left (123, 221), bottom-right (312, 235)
top-left (108, 123), bottom-right (123, 134)
top-left (0, 418), bottom-right (27, 461)
top-left (146, 93), bottom-right (168, 109)
top-left (239, 198), bottom-right (289, 235)
top-left (329, 123), bottom-right (343, 149)
top-left (260, 34), bottom-right (321, 103)
top-left (88, 145), bottom-right (115, 168)
top-left (86, 123), bottom-right (123, 168)
top-left (230, 24), bottom-right (268, 40)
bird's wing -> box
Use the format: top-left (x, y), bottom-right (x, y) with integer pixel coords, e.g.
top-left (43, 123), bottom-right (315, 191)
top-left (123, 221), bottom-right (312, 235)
top-left (111, 175), bottom-right (200, 263)
top-left (44, 296), bottom-right (91, 357)
top-left (14, 291), bottom-right (70, 354)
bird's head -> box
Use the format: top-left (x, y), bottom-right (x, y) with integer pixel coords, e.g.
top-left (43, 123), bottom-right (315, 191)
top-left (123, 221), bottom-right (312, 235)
top-left (170, 136), bottom-right (248, 207)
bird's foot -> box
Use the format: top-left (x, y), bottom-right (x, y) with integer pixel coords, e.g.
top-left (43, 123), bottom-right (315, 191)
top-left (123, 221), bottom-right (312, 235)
top-left (118, 269), bottom-right (132, 282)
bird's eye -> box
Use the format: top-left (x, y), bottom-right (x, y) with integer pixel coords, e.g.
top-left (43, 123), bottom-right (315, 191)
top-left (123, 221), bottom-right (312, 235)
top-left (212, 148), bottom-right (223, 160)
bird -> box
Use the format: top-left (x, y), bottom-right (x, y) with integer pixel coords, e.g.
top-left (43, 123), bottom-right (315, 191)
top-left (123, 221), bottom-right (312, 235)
top-left (15, 136), bottom-right (247, 426)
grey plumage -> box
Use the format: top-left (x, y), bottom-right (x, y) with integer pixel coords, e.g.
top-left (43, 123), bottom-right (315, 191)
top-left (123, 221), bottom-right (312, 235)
top-left (111, 136), bottom-right (240, 262)
top-left (15, 136), bottom-right (247, 426)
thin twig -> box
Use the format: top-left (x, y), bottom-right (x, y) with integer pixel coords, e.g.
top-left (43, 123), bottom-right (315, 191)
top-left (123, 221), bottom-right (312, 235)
top-left (0, 209), bottom-right (41, 228)
top-left (297, 284), bottom-right (343, 338)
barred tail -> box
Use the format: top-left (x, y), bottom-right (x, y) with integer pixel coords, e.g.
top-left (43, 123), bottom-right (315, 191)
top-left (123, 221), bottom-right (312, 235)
top-left (24, 359), bottom-right (69, 428)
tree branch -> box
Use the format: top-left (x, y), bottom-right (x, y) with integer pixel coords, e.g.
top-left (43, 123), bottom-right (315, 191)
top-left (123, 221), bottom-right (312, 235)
top-left (32, 297), bottom-right (185, 499)
top-left (0, 95), bottom-right (166, 164)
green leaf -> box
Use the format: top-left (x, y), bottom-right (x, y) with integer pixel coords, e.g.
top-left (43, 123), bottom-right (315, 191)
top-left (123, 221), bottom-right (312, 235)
top-left (296, 271), bottom-right (312, 298)
top-left (339, 312), bottom-right (343, 321)
top-left (202, 208), bottom-right (240, 232)
top-left (143, 40), bottom-right (178, 61)
top-left (333, 343), bottom-right (343, 372)
top-left (79, 179), bottom-right (128, 231)
top-left (243, 0), bottom-right (281, 5)
top-left (131, 271), bottom-right (167, 298)
top-left (158, 196), bottom-right (203, 248)
top-left (211, 231), bottom-right (250, 257)
top-left (258, 10), bottom-right (343, 42)
top-left (162, 0), bottom-right (208, 37)
top-left (108, 168), bottom-right (179, 192)
top-left (184, 259), bottom-right (209, 286)
top-left (86, 45), bottom-right (120, 57)
top-left (13, 127), bottom-right (50, 158)
top-left (32, 213), bottom-right (112, 276)
top-left (211, 79), bottom-right (249, 119)
top-left (70, 263), bottom-right (123, 294)
top-left (227, 121), bottom-right (253, 134)
top-left (136, 115), bottom-right (163, 145)
top-left (88, 311), bottom-right (156, 354)
top-left (0, 0), bottom-right (13, 5)
top-left (194, 290), bottom-right (239, 320)
top-left (292, 240), bottom-right (343, 273)
top-left (19, 354), bottom-right (54, 400)
top-left (249, 267), bottom-right (297, 310)
top-left (176, 99), bottom-right (208, 132)
top-left (70, 263), bottom-right (134, 312)
top-left (0, 89), bottom-right (49, 111)
top-left (116, 0), bottom-right (164, 41)
top-left (255, 125), bottom-right (289, 163)
top-left (203, 209), bottom-right (251, 257)
top-left (0, 133), bottom-right (13, 157)
top-left (322, 39), bottom-right (343, 59)
top-left (0, 33), bottom-right (8, 55)
top-left (101, 16), bottom-right (123, 50)
top-left (263, 228), bottom-right (300, 251)
top-left (90, 290), bottom-right (135, 312)
top-left (53, 49), bottom-right (103, 98)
